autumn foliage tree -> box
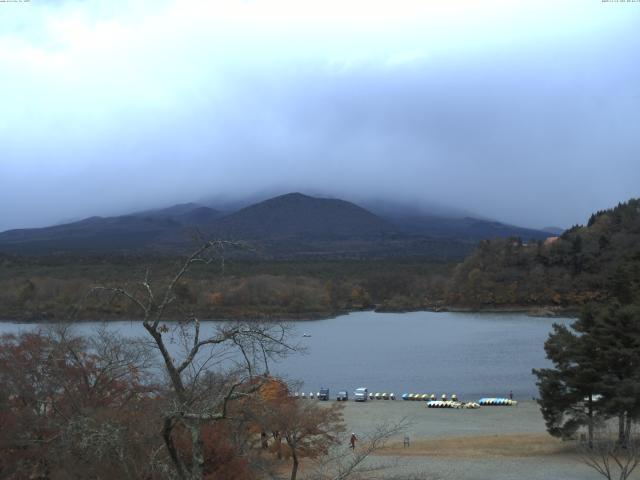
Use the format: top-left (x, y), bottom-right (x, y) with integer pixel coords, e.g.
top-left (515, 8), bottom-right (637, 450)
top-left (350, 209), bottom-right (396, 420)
top-left (0, 328), bottom-right (161, 479)
top-left (253, 384), bottom-right (345, 480)
top-left (0, 328), bottom-right (295, 480)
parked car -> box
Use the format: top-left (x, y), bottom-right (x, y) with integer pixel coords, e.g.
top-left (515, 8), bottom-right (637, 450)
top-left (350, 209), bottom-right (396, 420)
top-left (336, 390), bottom-right (348, 401)
top-left (354, 387), bottom-right (368, 402)
top-left (318, 388), bottom-right (330, 401)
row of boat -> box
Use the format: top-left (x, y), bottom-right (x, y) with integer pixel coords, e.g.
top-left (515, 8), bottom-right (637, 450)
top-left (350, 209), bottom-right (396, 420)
top-left (368, 392), bottom-right (396, 400)
top-left (478, 397), bottom-right (518, 406)
top-left (427, 401), bottom-right (481, 409)
top-left (402, 393), bottom-right (458, 401)
top-left (294, 392), bottom-right (398, 400)
top-left (403, 394), bottom-right (517, 406)
top-left (293, 392), bottom-right (517, 407)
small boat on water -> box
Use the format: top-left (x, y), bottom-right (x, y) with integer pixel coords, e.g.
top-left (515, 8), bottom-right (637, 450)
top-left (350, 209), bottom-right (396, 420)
top-left (303, 334), bottom-right (311, 337)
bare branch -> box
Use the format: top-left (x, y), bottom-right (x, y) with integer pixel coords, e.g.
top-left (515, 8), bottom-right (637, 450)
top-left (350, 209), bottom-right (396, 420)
top-left (580, 427), bottom-right (640, 480)
top-left (89, 286), bottom-right (149, 319)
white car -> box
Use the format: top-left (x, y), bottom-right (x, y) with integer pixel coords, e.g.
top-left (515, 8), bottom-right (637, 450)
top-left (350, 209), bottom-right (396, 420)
top-left (354, 387), bottom-right (368, 402)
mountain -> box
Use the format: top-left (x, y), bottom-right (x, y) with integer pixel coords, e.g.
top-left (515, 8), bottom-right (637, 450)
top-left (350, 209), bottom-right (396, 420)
top-left (206, 193), bottom-right (551, 241)
top-left (0, 192), bottom-right (552, 258)
top-left (208, 193), bottom-right (392, 239)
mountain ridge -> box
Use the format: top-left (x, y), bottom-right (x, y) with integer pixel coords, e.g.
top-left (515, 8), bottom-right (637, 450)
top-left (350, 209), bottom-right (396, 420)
top-left (0, 192), bottom-right (552, 257)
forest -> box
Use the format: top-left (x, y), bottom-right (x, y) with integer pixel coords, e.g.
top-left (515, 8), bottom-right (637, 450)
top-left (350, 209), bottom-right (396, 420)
top-left (446, 199), bottom-right (640, 310)
top-left (0, 199), bottom-right (638, 321)
top-left (0, 256), bottom-right (451, 321)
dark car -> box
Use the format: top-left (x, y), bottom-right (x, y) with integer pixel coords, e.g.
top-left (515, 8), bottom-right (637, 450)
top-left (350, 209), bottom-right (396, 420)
top-left (336, 390), bottom-right (348, 401)
top-left (318, 388), bottom-right (330, 401)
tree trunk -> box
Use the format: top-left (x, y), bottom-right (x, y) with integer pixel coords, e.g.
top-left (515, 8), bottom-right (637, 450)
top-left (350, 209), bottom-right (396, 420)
top-left (587, 394), bottom-right (594, 449)
top-left (188, 422), bottom-right (205, 480)
top-left (273, 431), bottom-right (282, 459)
top-left (619, 412), bottom-right (626, 445)
top-left (624, 413), bottom-right (632, 447)
top-left (290, 451), bottom-right (299, 480)
top-left (164, 417), bottom-right (187, 480)
top-left (287, 434), bottom-right (299, 480)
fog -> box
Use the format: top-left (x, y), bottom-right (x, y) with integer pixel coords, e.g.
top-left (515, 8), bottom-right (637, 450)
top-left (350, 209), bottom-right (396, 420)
top-left (1, 0), bottom-right (639, 232)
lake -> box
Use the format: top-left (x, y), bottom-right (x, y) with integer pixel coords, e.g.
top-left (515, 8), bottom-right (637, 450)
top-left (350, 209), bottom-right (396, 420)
top-left (0, 310), bottom-right (572, 401)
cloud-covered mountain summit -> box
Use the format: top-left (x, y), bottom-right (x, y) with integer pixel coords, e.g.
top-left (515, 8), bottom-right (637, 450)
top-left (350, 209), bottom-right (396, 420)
top-left (0, 193), bottom-right (552, 258)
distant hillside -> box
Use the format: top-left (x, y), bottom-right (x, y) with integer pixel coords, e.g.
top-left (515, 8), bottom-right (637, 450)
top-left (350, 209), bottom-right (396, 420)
top-left (386, 215), bottom-right (550, 241)
top-left (131, 203), bottom-right (222, 224)
top-left (0, 202), bottom-right (222, 254)
top-left (0, 216), bottom-right (180, 254)
top-left (445, 198), bottom-right (640, 309)
top-left (0, 192), bottom-right (551, 258)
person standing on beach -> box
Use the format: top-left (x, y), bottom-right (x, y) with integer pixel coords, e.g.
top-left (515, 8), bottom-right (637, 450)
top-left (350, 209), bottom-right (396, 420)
top-left (350, 433), bottom-right (357, 450)
top-left (509, 390), bottom-right (513, 400)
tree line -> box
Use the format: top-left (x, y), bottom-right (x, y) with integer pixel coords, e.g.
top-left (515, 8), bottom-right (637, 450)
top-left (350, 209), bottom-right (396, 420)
top-left (0, 257), bottom-right (451, 321)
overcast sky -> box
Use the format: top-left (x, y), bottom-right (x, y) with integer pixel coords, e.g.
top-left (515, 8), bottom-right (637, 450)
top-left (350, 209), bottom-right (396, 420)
top-left (1, 0), bottom-right (638, 232)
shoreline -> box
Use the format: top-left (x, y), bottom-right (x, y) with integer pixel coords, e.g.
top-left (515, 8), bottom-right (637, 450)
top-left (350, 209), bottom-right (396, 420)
top-left (0, 304), bottom-right (578, 324)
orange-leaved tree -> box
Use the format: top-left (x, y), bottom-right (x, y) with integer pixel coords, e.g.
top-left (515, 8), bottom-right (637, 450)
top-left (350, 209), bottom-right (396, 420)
top-left (251, 380), bottom-right (345, 480)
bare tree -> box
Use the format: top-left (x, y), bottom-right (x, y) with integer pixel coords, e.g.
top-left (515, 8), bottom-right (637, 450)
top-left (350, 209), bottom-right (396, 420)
top-left (580, 427), bottom-right (640, 480)
top-left (89, 241), bottom-right (297, 480)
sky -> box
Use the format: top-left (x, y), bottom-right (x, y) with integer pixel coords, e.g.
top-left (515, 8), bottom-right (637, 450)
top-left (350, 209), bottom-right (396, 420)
top-left (0, 0), bottom-right (639, 232)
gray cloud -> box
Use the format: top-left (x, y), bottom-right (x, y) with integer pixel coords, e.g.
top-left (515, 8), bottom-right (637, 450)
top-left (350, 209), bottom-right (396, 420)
top-left (1, 0), bottom-right (639, 232)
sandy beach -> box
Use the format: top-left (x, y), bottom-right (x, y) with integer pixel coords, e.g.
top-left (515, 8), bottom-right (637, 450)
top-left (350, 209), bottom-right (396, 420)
top-left (326, 400), bottom-right (639, 480)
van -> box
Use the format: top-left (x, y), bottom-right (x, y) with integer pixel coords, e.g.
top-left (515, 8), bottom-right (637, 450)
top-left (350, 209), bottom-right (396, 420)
top-left (354, 387), bottom-right (368, 402)
top-left (318, 388), bottom-right (329, 401)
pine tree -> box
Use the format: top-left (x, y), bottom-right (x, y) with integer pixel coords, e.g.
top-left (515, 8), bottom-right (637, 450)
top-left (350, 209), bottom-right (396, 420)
top-left (533, 311), bottom-right (604, 447)
top-left (534, 302), bottom-right (640, 447)
top-left (590, 303), bottom-right (640, 445)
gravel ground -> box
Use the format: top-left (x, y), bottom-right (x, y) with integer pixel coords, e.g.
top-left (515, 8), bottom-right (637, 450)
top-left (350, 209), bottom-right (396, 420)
top-left (313, 400), bottom-right (640, 480)
top-left (339, 399), bottom-right (548, 439)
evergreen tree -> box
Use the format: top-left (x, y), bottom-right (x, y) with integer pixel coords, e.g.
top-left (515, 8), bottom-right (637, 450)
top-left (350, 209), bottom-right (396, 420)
top-left (534, 302), bottom-right (640, 447)
top-left (533, 311), bottom-right (604, 447)
top-left (590, 303), bottom-right (640, 445)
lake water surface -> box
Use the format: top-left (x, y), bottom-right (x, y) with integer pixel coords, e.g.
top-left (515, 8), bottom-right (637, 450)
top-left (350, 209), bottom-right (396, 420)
top-left (0, 311), bottom-right (572, 400)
